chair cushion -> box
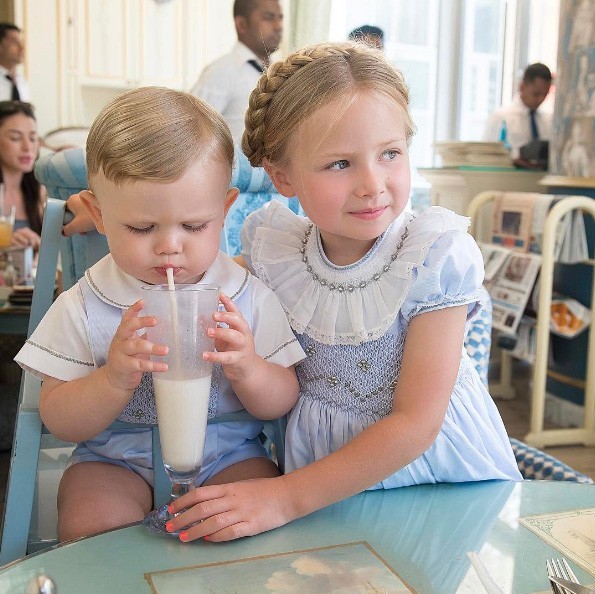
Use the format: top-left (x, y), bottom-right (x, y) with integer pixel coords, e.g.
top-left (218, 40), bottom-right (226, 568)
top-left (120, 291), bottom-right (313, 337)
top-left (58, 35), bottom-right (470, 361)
top-left (510, 437), bottom-right (594, 483)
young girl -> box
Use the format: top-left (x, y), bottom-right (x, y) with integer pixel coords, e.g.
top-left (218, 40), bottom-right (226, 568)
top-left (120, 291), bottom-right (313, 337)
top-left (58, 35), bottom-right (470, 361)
top-left (15, 87), bottom-right (304, 541)
top-left (0, 100), bottom-right (44, 250)
top-left (168, 41), bottom-right (522, 543)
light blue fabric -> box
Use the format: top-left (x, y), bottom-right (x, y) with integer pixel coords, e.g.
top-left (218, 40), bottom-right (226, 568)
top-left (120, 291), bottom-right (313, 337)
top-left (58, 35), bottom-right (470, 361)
top-left (67, 269), bottom-right (268, 487)
top-left (242, 203), bottom-right (522, 486)
top-left (226, 148), bottom-right (301, 256)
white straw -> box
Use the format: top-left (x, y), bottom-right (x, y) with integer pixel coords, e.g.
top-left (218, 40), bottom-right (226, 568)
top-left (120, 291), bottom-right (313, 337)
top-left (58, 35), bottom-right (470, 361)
top-left (166, 267), bottom-right (175, 292)
top-left (166, 268), bottom-right (182, 376)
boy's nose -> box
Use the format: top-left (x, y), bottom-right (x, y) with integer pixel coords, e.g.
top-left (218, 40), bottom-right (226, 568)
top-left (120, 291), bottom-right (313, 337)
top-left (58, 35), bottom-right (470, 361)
top-left (155, 234), bottom-right (182, 255)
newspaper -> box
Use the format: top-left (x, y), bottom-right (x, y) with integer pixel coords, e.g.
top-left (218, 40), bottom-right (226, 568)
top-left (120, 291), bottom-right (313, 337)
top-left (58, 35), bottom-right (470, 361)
top-left (486, 251), bottom-right (542, 335)
top-left (491, 192), bottom-right (537, 252)
top-left (491, 192), bottom-right (588, 263)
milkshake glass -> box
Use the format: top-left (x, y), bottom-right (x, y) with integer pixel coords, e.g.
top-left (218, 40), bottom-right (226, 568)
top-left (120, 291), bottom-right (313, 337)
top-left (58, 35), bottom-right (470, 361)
top-left (141, 283), bottom-right (219, 535)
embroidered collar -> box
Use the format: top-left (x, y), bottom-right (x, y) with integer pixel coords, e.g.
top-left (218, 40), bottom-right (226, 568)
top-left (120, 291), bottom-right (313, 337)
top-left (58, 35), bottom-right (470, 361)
top-left (85, 252), bottom-right (250, 309)
top-left (249, 201), bottom-right (470, 345)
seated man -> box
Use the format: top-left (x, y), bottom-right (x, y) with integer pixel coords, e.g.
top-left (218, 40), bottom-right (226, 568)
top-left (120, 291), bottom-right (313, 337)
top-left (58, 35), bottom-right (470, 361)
top-left (482, 63), bottom-right (553, 160)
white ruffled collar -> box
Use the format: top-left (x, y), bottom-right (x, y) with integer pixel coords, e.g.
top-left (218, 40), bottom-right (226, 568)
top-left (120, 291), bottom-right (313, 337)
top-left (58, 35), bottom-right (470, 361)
top-left (250, 202), bottom-right (469, 345)
top-left (85, 252), bottom-right (250, 309)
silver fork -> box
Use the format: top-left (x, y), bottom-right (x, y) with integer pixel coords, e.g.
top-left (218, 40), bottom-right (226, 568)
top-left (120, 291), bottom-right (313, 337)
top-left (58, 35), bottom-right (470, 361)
top-left (547, 558), bottom-right (580, 594)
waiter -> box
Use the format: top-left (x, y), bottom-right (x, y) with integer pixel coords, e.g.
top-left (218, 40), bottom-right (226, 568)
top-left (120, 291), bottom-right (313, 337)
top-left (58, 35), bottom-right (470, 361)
top-left (483, 63), bottom-right (553, 160)
top-left (0, 23), bottom-right (30, 102)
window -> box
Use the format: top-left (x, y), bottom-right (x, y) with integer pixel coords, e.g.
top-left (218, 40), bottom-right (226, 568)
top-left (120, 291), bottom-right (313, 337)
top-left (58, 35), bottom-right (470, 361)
top-left (328, 0), bottom-right (559, 174)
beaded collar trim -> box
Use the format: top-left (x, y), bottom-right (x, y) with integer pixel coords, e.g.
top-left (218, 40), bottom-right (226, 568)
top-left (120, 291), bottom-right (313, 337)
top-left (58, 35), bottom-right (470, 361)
top-left (299, 222), bottom-right (411, 293)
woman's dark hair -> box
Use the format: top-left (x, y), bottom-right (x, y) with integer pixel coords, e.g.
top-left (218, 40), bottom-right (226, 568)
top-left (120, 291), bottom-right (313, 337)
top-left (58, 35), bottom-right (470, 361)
top-left (0, 100), bottom-right (42, 234)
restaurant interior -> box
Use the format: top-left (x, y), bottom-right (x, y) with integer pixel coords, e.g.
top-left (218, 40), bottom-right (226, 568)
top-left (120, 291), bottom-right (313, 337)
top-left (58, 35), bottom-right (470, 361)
top-left (0, 0), bottom-right (594, 592)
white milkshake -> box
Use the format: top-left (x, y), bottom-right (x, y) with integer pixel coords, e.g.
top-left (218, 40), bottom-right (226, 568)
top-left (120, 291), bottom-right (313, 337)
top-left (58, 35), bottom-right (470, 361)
top-left (153, 375), bottom-right (211, 473)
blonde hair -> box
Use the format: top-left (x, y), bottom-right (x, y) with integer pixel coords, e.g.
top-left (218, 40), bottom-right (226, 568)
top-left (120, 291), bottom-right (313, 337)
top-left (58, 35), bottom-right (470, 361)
top-left (86, 86), bottom-right (234, 186)
top-left (242, 41), bottom-right (414, 167)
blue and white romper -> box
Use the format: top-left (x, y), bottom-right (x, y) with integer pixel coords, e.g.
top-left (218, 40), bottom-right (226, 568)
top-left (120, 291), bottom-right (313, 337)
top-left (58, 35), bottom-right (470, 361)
top-left (16, 252), bottom-right (305, 486)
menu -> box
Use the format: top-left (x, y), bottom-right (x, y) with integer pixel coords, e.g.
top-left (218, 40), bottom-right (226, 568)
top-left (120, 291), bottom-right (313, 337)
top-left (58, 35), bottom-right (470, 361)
top-left (520, 507), bottom-right (595, 575)
top-left (145, 541), bottom-right (414, 593)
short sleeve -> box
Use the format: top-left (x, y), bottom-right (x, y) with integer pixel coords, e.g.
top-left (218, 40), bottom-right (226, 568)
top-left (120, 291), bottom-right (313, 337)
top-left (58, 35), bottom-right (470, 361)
top-left (15, 285), bottom-right (96, 381)
top-left (401, 230), bottom-right (485, 322)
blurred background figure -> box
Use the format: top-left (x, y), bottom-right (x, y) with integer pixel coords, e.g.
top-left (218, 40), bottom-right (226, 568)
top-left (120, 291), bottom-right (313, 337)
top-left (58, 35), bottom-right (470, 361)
top-left (0, 23), bottom-right (29, 103)
top-left (348, 24), bottom-right (384, 50)
top-left (0, 100), bottom-right (43, 250)
top-left (482, 63), bottom-right (553, 160)
top-left (190, 0), bottom-right (283, 142)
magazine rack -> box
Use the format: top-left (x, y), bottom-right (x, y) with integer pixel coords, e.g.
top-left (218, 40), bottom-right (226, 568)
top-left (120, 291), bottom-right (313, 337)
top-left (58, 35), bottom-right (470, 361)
top-left (468, 191), bottom-right (595, 448)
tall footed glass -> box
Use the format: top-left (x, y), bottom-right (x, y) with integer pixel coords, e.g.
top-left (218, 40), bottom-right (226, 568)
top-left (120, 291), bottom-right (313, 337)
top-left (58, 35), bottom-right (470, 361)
top-left (141, 283), bottom-right (219, 535)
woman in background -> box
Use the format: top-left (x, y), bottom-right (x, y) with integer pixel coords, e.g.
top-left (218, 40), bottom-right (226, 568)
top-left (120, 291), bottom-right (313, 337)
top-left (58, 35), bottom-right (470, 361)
top-left (0, 100), bottom-right (44, 250)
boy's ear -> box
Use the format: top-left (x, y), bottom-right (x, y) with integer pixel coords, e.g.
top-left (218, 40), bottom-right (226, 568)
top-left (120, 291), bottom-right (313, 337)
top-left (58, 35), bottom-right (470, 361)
top-left (79, 190), bottom-right (105, 234)
top-left (224, 187), bottom-right (239, 220)
top-left (262, 159), bottom-right (296, 198)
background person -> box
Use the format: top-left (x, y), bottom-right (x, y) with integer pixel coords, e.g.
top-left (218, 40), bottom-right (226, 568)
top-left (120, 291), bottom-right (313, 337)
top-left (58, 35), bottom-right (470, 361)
top-left (482, 62), bottom-right (553, 160)
top-left (0, 100), bottom-right (44, 250)
top-left (0, 23), bottom-right (29, 103)
top-left (190, 0), bottom-right (283, 142)
top-left (348, 24), bottom-right (384, 50)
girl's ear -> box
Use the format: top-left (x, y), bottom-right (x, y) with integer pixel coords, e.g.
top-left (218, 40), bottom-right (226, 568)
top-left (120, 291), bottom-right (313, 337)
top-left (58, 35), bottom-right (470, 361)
top-left (79, 190), bottom-right (105, 234)
top-left (262, 159), bottom-right (296, 198)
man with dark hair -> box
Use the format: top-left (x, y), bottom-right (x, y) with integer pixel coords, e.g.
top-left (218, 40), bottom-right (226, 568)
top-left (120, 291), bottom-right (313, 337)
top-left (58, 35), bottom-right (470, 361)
top-left (483, 62), bottom-right (553, 159)
top-left (348, 25), bottom-right (384, 50)
top-left (190, 0), bottom-right (283, 141)
top-left (0, 23), bottom-right (29, 102)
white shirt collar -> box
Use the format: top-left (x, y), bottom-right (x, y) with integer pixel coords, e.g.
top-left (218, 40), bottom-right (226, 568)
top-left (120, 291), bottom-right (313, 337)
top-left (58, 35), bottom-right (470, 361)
top-left (233, 42), bottom-right (262, 67)
top-left (85, 252), bottom-right (250, 309)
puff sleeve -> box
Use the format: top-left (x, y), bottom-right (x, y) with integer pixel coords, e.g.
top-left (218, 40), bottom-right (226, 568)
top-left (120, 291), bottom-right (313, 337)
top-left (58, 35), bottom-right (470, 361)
top-left (401, 229), bottom-right (486, 322)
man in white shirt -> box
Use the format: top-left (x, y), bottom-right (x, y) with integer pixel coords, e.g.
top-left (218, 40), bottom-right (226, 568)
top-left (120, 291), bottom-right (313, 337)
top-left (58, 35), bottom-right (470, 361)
top-left (190, 0), bottom-right (283, 142)
top-left (0, 23), bottom-right (30, 102)
top-left (482, 63), bottom-right (553, 160)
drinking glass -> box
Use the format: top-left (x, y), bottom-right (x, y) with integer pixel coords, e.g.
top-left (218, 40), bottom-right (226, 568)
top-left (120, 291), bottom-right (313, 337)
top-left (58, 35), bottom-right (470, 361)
top-left (141, 283), bottom-right (219, 535)
top-left (0, 184), bottom-right (15, 249)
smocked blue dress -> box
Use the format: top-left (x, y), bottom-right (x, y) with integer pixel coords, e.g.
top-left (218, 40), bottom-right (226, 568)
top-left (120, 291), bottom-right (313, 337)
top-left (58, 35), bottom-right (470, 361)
top-left (242, 202), bottom-right (522, 487)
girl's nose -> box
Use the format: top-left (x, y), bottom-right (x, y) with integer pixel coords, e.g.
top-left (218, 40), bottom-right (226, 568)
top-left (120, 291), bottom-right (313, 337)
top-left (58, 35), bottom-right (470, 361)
top-left (355, 163), bottom-right (384, 198)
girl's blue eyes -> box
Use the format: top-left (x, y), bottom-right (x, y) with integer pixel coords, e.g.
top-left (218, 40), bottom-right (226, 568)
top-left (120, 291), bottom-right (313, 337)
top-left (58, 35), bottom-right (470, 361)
top-left (328, 160), bottom-right (349, 170)
top-left (126, 223), bottom-right (208, 234)
top-left (326, 150), bottom-right (399, 170)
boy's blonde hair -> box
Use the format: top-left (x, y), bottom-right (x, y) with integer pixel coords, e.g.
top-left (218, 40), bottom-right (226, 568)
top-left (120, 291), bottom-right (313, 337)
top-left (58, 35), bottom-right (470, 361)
top-left (242, 41), bottom-right (414, 167)
top-left (86, 87), bottom-right (234, 186)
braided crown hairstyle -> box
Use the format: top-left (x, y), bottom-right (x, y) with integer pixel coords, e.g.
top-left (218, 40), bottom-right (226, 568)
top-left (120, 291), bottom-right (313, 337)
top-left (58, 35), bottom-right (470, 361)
top-left (242, 41), bottom-right (414, 167)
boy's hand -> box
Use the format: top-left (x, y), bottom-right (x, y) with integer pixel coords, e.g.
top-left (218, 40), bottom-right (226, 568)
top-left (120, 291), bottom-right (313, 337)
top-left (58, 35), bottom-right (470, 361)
top-left (106, 300), bottom-right (168, 392)
top-left (204, 292), bottom-right (258, 382)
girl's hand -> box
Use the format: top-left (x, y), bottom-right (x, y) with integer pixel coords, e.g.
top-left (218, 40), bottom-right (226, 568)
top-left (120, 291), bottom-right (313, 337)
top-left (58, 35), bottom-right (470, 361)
top-left (12, 226), bottom-right (41, 250)
top-left (106, 300), bottom-right (168, 392)
top-left (204, 292), bottom-right (258, 382)
top-left (166, 476), bottom-right (294, 542)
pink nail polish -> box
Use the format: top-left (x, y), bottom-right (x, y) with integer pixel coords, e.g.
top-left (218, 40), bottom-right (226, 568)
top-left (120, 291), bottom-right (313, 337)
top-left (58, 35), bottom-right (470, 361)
top-left (179, 531), bottom-right (188, 542)
top-left (165, 521), bottom-right (173, 532)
